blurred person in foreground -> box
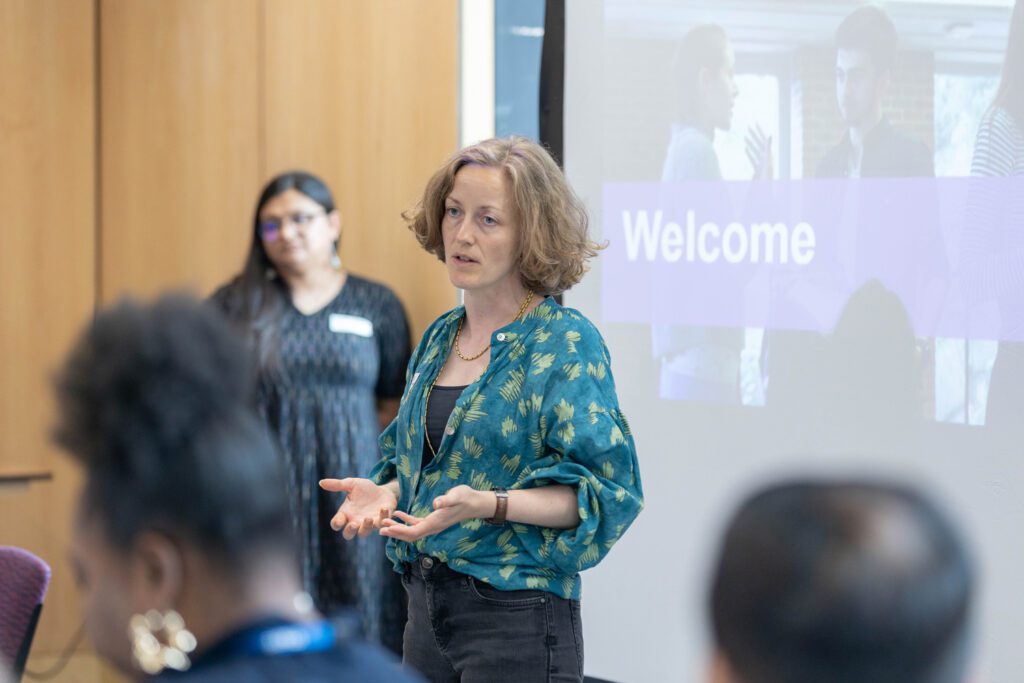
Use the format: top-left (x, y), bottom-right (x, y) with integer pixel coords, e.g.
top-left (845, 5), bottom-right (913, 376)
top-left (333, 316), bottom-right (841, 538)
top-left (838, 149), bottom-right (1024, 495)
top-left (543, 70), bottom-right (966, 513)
top-left (707, 479), bottom-right (974, 683)
top-left (55, 294), bottom-right (421, 682)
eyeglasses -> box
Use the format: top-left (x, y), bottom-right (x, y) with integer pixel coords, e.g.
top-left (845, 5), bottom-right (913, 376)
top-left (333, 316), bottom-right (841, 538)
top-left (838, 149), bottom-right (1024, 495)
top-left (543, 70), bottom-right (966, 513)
top-left (258, 211), bottom-right (325, 242)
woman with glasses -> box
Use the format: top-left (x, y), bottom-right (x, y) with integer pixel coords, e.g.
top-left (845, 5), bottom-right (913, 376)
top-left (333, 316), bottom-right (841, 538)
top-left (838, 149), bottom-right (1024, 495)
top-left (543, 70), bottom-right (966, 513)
top-left (210, 171), bottom-right (411, 655)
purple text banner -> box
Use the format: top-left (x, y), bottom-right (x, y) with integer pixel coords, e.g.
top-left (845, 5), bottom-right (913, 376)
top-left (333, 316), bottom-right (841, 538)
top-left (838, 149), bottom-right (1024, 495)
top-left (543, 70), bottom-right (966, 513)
top-left (601, 177), bottom-right (1024, 340)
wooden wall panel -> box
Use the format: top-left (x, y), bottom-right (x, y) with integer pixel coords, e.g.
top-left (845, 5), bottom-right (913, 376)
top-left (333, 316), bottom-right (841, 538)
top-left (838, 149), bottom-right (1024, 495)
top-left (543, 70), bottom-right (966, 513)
top-left (0, 0), bottom-right (98, 660)
top-left (100, 0), bottom-right (261, 302)
top-left (263, 0), bottom-right (460, 338)
top-left (2, 1), bottom-right (461, 678)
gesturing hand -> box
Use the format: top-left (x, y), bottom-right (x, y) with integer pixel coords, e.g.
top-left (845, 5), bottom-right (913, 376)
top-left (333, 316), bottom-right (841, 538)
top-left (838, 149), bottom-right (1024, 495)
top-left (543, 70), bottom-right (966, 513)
top-left (319, 477), bottom-right (398, 540)
top-left (379, 485), bottom-right (493, 542)
top-left (746, 124), bottom-right (774, 180)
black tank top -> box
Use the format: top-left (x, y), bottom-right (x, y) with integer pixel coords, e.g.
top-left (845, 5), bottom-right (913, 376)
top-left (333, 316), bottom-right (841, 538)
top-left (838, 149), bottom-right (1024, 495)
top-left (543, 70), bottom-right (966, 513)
top-left (422, 385), bottom-right (467, 468)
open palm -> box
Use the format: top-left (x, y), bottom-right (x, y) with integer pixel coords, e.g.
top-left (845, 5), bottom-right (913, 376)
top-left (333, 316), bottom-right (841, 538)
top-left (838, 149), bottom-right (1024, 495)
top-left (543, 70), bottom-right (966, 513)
top-left (379, 485), bottom-right (486, 542)
top-left (319, 477), bottom-right (398, 540)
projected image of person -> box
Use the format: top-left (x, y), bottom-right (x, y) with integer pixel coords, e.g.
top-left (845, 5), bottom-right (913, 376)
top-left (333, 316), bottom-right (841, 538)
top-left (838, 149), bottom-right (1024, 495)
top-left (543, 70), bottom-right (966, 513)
top-left (662, 25), bottom-right (772, 183)
top-left (321, 137), bottom-right (644, 682)
top-left (964, 0), bottom-right (1024, 430)
top-left (656, 24), bottom-right (772, 405)
top-left (210, 171), bottom-right (411, 654)
top-left (816, 6), bottom-right (932, 179)
top-left (795, 5), bottom-right (945, 420)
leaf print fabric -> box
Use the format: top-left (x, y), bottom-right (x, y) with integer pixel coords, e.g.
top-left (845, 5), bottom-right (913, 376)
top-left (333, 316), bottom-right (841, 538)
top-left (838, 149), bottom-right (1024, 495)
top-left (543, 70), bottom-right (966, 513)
top-left (369, 297), bottom-right (644, 599)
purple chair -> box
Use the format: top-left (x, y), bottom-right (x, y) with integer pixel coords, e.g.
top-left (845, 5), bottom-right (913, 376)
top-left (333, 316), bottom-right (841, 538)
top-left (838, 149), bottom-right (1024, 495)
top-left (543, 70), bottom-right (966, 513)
top-left (0, 547), bottom-right (51, 679)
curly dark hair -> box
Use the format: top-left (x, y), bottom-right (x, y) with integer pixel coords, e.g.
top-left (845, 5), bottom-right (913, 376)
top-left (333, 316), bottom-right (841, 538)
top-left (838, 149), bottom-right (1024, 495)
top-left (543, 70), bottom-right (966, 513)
top-left (53, 294), bottom-right (295, 569)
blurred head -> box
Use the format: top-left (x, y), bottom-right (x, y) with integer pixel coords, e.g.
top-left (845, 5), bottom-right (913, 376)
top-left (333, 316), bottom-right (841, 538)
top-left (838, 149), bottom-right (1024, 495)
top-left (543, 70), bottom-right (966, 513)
top-left (55, 295), bottom-right (296, 676)
top-left (708, 480), bottom-right (973, 683)
top-left (828, 280), bottom-right (920, 428)
top-left (253, 172), bottom-right (340, 278)
top-left (406, 136), bottom-right (601, 296)
top-left (835, 6), bottom-right (898, 128)
top-left (673, 24), bottom-right (738, 132)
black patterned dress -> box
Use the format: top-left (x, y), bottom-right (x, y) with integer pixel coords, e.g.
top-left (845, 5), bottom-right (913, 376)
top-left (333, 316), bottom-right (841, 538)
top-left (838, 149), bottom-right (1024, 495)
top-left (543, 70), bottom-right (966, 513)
top-left (211, 274), bottom-right (411, 654)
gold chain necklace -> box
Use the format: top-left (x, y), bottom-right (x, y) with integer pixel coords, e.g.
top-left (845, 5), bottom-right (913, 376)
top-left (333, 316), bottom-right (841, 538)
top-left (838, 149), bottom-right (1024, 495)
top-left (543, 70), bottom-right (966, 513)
top-left (454, 290), bottom-right (534, 361)
top-left (424, 290), bottom-right (536, 457)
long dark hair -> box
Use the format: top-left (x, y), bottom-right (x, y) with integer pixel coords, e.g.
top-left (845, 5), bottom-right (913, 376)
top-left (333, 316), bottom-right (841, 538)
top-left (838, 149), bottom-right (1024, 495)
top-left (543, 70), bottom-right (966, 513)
top-left (222, 171), bottom-right (336, 373)
top-left (994, 0), bottom-right (1024, 125)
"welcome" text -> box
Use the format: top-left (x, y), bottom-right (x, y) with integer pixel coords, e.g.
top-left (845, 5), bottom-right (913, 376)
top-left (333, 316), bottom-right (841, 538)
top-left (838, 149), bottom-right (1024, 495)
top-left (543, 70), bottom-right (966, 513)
top-left (622, 210), bottom-right (816, 265)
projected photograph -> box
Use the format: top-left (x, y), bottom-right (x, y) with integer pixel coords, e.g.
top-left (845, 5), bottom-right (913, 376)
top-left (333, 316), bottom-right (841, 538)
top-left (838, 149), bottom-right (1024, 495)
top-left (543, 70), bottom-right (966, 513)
top-left (597, 0), bottom-right (1020, 426)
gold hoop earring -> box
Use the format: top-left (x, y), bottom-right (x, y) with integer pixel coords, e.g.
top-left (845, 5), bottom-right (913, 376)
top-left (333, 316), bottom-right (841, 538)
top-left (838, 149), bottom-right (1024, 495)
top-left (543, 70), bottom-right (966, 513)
top-left (129, 609), bottom-right (197, 675)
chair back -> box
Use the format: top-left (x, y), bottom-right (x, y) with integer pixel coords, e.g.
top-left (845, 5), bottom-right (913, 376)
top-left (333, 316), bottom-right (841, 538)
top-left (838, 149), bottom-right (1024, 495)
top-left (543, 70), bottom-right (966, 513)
top-left (0, 547), bottom-right (51, 678)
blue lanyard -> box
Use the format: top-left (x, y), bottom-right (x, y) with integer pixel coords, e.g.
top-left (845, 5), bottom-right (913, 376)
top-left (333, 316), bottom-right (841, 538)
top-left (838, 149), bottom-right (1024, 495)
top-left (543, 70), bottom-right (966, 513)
top-left (235, 620), bottom-right (337, 657)
top-left (174, 617), bottom-right (340, 675)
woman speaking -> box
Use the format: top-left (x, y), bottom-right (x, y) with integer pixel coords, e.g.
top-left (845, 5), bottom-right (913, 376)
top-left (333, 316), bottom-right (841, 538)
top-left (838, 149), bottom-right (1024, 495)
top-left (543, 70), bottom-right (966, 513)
top-left (322, 137), bottom-right (644, 682)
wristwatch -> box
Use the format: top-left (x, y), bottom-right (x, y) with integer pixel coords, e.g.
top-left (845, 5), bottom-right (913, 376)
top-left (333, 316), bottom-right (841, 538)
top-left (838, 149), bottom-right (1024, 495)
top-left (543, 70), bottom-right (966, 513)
top-left (484, 488), bottom-right (509, 526)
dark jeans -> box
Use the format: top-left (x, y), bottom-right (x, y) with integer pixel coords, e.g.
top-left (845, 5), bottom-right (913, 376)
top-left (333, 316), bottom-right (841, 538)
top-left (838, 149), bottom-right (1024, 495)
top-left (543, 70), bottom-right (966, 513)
top-left (401, 555), bottom-right (584, 682)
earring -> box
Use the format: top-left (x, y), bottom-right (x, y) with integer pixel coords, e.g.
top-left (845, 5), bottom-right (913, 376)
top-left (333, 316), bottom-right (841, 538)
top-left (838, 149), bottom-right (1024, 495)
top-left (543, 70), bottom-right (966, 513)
top-left (129, 609), bottom-right (197, 675)
top-left (265, 267), bottom-right (278, 281)
top-left (330, 242), bottom-right (342, 270)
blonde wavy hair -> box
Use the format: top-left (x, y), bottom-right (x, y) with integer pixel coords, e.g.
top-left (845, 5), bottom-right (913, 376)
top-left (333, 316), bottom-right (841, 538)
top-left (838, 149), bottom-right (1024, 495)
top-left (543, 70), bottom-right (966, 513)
top-left (405, 136), bottom-right (603, 295)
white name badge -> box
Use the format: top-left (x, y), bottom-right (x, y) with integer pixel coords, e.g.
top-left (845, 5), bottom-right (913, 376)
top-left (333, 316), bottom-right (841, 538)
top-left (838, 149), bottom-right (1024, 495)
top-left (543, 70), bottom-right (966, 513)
top-left (328, 314), bottom-right (374, 338)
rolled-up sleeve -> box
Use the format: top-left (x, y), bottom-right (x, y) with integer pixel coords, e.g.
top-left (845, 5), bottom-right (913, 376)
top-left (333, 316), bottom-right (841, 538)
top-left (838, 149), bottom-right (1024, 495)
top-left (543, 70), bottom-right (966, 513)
top-left (516, 328), bottom-right (643, 574)
top-left (369, 418), bottom-right (399, 484)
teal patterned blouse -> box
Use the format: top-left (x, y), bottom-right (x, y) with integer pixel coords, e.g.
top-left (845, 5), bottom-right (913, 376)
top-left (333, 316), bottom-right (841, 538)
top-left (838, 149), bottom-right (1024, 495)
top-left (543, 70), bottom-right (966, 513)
top-left (368, 296), bottom-right (644, 600)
